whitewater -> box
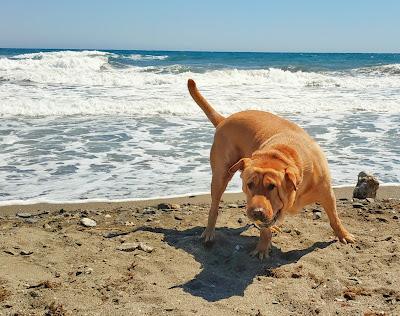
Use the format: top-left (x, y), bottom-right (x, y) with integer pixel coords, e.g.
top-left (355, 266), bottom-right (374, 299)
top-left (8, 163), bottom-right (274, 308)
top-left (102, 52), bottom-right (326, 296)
top-left (0, 49), bottom-right (399, 202)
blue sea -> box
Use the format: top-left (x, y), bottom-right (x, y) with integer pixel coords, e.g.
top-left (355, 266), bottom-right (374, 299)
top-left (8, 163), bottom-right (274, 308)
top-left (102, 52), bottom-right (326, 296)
top-left (0, 49), bottom-right (399, 204)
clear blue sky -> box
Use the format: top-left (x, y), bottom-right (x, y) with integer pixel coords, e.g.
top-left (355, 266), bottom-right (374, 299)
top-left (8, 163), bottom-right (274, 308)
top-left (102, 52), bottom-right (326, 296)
top-left (1, 0), bottom-right (399, 52)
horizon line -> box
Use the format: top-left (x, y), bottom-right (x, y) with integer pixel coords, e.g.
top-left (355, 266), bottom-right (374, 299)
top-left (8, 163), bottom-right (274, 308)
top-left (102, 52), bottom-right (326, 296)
top-left (1, 47), bottom-right (400, 55)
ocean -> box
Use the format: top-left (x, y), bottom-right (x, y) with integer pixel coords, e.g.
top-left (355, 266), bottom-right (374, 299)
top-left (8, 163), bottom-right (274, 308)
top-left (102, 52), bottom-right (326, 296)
top-left (0, 48), bottom-right (399, 204)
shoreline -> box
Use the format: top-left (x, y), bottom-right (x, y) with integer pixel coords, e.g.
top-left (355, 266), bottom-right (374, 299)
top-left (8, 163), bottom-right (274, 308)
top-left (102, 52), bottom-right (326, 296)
top-left (1, 185), bottom-right (399, 216)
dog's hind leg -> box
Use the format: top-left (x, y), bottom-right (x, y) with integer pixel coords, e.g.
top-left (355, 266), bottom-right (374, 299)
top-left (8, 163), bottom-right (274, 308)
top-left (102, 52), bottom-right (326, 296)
top-left (319, 188), bottom-right (355, 244)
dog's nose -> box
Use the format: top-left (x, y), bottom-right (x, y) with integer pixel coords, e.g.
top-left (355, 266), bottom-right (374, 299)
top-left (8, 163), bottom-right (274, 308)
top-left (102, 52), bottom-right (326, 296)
top-left (251, 208), bottom-right (266, 221)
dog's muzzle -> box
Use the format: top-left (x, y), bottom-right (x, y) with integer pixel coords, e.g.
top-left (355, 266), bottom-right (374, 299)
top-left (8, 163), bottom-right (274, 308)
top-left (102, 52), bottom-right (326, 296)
top-left (253, 208), bottom-right (281, 229)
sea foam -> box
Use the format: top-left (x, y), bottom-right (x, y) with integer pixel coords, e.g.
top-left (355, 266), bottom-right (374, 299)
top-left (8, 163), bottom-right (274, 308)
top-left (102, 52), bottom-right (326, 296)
top-left (0, 51), bottom-right (399, 117)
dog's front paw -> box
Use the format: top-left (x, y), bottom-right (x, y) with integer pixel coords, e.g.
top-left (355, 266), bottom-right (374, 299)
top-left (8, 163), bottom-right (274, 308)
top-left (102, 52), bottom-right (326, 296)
top-left (250, 247), bottom-right (270, 261)
top-left (250, 242), bottom-right (271, 261)
top-left (336, 229), bottom-right (356, 244)
top-left (201, 227), bottom-right (215, 244)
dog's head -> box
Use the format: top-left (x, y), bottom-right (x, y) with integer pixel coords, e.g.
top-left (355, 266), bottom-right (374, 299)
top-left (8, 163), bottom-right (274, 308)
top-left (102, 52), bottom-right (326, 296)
top-left (229, 147), bottom-right (302, 228)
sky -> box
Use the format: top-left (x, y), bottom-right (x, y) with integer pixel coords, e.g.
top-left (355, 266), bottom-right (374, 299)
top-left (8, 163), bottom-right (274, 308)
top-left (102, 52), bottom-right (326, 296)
top-left (0, 0), bottom-right (399, 53)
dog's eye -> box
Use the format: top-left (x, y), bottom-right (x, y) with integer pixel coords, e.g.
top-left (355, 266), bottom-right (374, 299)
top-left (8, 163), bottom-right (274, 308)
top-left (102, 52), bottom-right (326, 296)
top-left (267, 184), bottom-right (275, 191)
top-left (247, 182), bottom-right (254, 190)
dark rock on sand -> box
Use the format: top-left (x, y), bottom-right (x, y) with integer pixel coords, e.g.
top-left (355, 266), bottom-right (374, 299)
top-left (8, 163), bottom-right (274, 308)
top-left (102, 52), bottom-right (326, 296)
top-left (16, 212), bottom-right (32, 218)
top-left (353, 171), bottom-right (379, 199)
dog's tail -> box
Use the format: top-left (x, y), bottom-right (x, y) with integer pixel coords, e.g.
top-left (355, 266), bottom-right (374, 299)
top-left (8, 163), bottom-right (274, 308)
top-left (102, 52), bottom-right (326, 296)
top-left (187, 79), bottom-right (225, 128)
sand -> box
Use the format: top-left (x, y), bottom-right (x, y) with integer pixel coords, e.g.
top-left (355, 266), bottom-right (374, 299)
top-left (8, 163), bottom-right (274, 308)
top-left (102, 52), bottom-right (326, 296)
top-left (0, 187), bottom-right (399, 315)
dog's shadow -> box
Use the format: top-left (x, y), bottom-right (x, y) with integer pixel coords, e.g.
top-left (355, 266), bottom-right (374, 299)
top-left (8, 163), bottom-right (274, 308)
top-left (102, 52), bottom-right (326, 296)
top-left (137, 225), bottom-right (334, 302)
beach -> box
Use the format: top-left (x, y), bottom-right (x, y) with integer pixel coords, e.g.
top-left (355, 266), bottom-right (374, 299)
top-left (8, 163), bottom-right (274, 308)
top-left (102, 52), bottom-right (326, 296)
top-left (0, 49), bottom-right (399, 315)
top-left (1, 186), bottom-right (399, 315)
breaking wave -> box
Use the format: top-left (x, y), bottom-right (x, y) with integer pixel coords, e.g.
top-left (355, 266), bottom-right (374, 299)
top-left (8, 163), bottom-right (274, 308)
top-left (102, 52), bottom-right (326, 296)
top-left (0, 50), bottom-right (399, 117)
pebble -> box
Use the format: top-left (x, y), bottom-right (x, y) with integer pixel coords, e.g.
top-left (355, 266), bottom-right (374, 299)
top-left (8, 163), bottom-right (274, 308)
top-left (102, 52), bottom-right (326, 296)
top-left (174, 214), bottom-right (183, 221)
top-left (103, 231), bottom-right (129, 238)
top-left (143, 208), bottom-right (156, 215)
top-left (228, 203), bottom-right (239, 208)
top-left (105, 214), bottom-right (112, 218)
top-left (352, 203), bottom-right (364, 209)
top-left (238, 217), bottom-right (244, 224)
top-left (20, 250), bottom-right (33, 256)
top-left (348, 276), bottom-right (361, 284)
top-left (16, 212), bottom-right (32, 218)
top-left (312, 212), bottom-right (322, 220)
top-left (157, 203), bottom-right (172, 210)
top-left (366, 198), bottom-right (375, 203)
top-left (80, 217), bottom-right (97, 227)
top-left (117, 243), bottom-right (139, 252)
top-left (138, 242), bottom-right (154, 253)
top-left (170, 203), bottom-right (181, 210)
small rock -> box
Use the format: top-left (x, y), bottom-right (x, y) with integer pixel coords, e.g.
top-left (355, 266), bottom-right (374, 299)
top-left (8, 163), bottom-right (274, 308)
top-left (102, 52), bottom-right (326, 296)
top-left (348, 276), bottom-right (361, 284)
top-left (125, 221), bottom-right (135, 226)
top-left (170, 203), bottom-right (181, 210)
top-left (80, 217), bottom-right (97, 227)
top-left (85, 267), bottom-right (93, 274)
top-left (117, 243), bottom-right (139, 252)
top-left (4, 250), bottom-right (15, 255)
top-left (283, 228), bottom-right (292, 233)
top-left (25, 218), bottom-right (37, 224)
top-left (43, 223), bottom-right (52, 230)
top-left (313, 212), bottom-right (322, 220)
top-left (228, 203), bottom-right (239, 208)
top-left (174, 214), bottom-right (183, 221)
top-left (105, 214), bottom-right (112, 218)
top-left (352, 202), bottom-right (364, 209)
top-left (377, 217), bottom-right (388, 223)
top-left (366, 198), bottom-right (375, 204)
top-left (294, 229), bottom-right (301, 235)
top-left (238, 217), bottom-right (244, 224)
top-left (272, 300), bottom-right (279, 304)
top-left (353, 171), bottom-right (379, 199)
top-left (338, 198), bottom-right (349, 201)
top-left (235, 245), bottom-right (241, 251)
top-left (344, 291), bottom-right (356, 300)
top-left (20, 250), bottom-right (33, 256)
top-left (138, 242), bottom-right (153, 253)
top-left (103, 231), bottom-right (129, 238)
top-left (157, 203), bottom-right (172, 210)
top-left (29, 291), bottom-right (40, 298)
top-left (143, 208), bottom-right (156, 215)
top-left (17, 212), bottom-right (32, 218)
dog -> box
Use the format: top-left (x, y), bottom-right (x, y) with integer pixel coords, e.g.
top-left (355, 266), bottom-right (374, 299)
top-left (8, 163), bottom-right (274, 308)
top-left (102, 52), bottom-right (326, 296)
top-left (187, 79), bottom-right (355, 260)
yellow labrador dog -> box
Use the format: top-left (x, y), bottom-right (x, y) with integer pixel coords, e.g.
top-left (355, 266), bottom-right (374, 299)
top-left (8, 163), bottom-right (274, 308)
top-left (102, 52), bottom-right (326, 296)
top-left (187, 79), bottom-right (355, 259)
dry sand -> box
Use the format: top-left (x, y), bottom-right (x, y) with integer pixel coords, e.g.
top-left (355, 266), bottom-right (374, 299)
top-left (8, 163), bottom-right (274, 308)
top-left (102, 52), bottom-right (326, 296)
top-left (0, 187), bottom-right (399, 315)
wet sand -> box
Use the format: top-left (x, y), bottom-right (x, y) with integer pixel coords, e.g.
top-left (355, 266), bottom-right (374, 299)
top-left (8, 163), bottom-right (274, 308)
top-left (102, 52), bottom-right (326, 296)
top-left (0, 186), bottom-right (399, 315)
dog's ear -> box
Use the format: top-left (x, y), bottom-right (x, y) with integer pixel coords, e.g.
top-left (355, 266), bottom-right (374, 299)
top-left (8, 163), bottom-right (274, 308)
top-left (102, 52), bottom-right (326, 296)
top-left (285, 166), bottom-right (302, 191)
top-left (228, 158), bottom-right (251, 176)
